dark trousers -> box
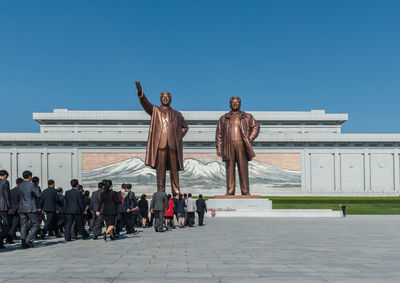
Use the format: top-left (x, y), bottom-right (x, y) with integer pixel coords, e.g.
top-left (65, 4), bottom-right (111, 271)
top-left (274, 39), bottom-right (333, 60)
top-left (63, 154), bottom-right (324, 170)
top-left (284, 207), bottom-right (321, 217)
top-left (197, 211), bottom-right (205, 226)
top-left (0, 211), bottom-right (11, 241)
top-left (130, 211), bottom-right (139, 228)
top-left (184, 210), bottom-right (188, 226)
top-left (71, 220), bottom-right (77, 239)
top-left (20, 212), bottom-right (41, 243)
top-left (57, 213), bottom-right (65, 230)
top-left (93, 213), bottom-right (104, 237)
top-left (65, 214), bottom-right (88, 241)
top-left (116, 212), bottom-right (134, 234)
top-left (154, 210), bottom-right (164, 231)
top-left (156, 148), bottom-right (180, 194)
top-left (149, 212), bottom-right (154, 226)
top-left (8, 214), bottom-right (19, 239)
top-left (187, 212), bottom-right (195, 226)
top-left (43, 211), bottom-right (57, 235)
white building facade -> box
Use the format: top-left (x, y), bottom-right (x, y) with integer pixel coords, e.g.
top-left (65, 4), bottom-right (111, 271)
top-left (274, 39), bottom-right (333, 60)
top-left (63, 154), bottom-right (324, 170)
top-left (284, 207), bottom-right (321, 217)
top-left (1, 108), bottom-right (399, 196)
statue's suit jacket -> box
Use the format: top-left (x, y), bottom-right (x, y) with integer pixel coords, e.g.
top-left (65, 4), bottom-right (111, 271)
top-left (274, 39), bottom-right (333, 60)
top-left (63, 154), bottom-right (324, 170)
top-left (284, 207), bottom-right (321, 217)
top-left (216, 110), bottom-right (260, 162)
top-left (0, 179), bottom-right (11, 211)
top-left (138, 94), bottom-right (189, 171)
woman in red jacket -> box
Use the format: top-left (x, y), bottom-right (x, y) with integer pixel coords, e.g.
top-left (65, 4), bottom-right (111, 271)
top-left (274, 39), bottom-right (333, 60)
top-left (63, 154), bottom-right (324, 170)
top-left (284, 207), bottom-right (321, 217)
top-left (164, 194), bottom-right (175, 229)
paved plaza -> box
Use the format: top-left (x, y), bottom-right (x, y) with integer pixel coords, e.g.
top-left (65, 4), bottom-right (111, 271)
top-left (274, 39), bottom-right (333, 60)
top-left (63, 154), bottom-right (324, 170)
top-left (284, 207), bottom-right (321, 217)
top-left (1, 216), bottom-right (399, 282)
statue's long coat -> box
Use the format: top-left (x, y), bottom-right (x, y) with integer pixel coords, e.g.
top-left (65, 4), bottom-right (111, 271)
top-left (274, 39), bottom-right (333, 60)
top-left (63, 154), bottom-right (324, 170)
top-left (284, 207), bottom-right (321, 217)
top-left (139, 94), bottom-right (188, 171)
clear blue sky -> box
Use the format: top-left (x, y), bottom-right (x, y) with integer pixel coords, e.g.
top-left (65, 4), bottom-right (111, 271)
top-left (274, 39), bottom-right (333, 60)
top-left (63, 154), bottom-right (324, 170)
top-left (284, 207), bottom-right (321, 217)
top-left (1, 0), bottom-right (399, 133)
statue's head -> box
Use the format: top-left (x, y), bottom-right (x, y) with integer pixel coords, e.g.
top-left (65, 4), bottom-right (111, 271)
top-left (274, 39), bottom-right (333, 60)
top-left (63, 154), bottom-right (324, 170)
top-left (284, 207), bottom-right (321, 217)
top-left (160, 92), bottom-right (172, 106)
top-left (229, 96), bottom-right (241, 111)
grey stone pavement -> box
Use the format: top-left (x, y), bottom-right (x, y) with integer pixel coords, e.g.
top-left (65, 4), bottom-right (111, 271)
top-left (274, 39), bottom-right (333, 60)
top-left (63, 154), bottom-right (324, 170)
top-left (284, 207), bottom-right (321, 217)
top-left (1, 216), bottom-right (400, 282)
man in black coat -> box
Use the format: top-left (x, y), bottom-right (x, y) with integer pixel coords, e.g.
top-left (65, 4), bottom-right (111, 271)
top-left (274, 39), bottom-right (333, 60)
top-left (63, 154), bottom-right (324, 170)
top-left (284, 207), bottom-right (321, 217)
top-left (0, 170), bottom-right (11, 249)
top-left (39, 179), bottom-right (61, 238)
top-left (116, 184), bottom-right (135, 235)
top-left (32, 176), bottom-right (43, 236)
top-left (7, 178), bottom-right (23, 244)
top-left (127, 183), bottom-right (140, 231)
top-left (63, 179), bottom-right (88, 241)
top-left (56, 187), bottom-right (65, 233)
top-left (91, 182), bottom-right (104, 239)
top-left (150, 191), bottom-right (169, 232)
top-left (196, 194), bottom-right (207, 226)
top-left (17, 170), bottom-right (41, 249)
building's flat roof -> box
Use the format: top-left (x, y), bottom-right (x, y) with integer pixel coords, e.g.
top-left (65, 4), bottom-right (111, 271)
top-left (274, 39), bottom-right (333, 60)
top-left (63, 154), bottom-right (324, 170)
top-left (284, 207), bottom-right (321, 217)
top-left (33, 109), bottom-right (348, 124)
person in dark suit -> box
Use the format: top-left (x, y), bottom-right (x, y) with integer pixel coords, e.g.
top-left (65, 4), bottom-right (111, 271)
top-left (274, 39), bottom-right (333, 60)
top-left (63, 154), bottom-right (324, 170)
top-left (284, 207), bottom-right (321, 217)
top-left (196, 194), bottom-right (207, 226)
top-left (150, 190), bottom-right (169, 232)
top-left (71, 185), bottom-right (87, 239)
top-left (97, 180), bottom-right (120, 241)
top-left (91, 182), bottom-right (104, 240)
top-left (176, 194), bottom-right (186, 228)
top-left (17, 170), bottom-right (41, 248)
top-left (172, 193), bottom-right (179, 224)
top-left (79, 185), bottom-right (90, 229)
top-left (127, 183), bottom-right (139, 231)
top-left (31, 176), bottom-right (41, 208)
top-left (116, 184), bottom-right (135, 236)
top-left (56, 187), bottom-right (65, 233)
top-left (7, 178), bottom-right (23, 244)
top-left (0, 170), bottom-right (11, 249)
top-left (31, 176), bottom-right (43, 236)
top-left (138, 194), bottom-right (149, 228)
top-left (84, 190), bottom-right (93, 230)
top-left (38, 179), bottom-right (61, 238)
top-left (63, 179), bottom-right (89, 241)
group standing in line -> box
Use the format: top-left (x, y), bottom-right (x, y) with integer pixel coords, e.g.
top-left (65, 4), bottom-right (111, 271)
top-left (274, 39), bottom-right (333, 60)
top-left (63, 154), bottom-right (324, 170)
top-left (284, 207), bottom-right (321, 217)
top-left (0, 169), bottom-right (207, 249)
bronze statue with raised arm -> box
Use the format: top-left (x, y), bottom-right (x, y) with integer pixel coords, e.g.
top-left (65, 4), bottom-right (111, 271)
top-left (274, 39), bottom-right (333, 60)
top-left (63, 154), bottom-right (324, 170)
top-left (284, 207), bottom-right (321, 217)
top-left (216, 97), bottom-right (260, 195)
top-left (135, 81), bottom-right (189, 195)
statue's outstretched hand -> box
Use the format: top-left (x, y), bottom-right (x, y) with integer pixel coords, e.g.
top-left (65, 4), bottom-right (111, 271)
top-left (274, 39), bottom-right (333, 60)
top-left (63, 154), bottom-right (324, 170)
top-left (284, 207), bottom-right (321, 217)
top-left (135, 81), bottom-right (143, 97)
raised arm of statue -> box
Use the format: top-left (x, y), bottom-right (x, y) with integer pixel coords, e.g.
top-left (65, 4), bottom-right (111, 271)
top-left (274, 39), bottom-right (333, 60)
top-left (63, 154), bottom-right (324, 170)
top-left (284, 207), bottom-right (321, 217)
top-left (216, 118), bottom-right (223, 157)
top-left (135, 81), bottom-right (153, 116)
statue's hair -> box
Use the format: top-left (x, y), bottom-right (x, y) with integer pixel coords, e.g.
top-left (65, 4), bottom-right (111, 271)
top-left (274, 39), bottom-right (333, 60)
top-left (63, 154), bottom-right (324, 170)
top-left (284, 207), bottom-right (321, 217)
top-left (160, 91), bottom-right (171, 98)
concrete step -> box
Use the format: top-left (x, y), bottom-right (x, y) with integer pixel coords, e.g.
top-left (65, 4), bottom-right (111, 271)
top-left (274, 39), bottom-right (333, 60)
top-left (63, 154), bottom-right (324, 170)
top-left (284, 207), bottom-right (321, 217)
top-left (206, 209), bottom-right (343, 217)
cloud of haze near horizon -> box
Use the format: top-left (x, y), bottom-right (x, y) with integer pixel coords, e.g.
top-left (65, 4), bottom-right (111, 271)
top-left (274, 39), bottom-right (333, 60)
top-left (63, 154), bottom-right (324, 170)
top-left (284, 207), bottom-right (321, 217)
top-left (0, 0), bottom-right (399, 133)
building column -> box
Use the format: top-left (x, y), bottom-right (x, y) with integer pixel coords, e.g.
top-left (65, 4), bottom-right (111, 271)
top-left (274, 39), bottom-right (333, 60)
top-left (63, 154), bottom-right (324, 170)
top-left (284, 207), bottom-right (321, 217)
top-left (364, 149), bottom-right (371, 192)
top-left (334, 149), bottom-right (341, 193)
top-left (11, 148), bottom-right (18, 188)
top-left (393, 149), bottom-right (399, 193)
top-left (42, 148), bottom-right (48, 188)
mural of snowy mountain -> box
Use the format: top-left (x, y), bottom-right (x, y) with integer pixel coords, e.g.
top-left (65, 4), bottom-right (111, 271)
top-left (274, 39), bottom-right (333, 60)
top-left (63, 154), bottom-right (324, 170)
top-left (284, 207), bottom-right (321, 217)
top-left (82, 157), bottom-right (301, 194)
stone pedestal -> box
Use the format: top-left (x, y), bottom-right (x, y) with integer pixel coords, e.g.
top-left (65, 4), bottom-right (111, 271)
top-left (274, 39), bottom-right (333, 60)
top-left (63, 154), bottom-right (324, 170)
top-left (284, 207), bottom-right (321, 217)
top-left (205, 196), bottom-right (343, 218)
top-left (207, 196), bottom-right (272, 211)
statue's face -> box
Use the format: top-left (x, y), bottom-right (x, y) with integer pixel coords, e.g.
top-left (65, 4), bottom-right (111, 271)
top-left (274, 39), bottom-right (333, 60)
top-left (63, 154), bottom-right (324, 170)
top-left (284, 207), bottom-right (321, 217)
top-left (160, 92), bottom-right (172, 106)
top-left (230, 97), bottom-right (241, 111)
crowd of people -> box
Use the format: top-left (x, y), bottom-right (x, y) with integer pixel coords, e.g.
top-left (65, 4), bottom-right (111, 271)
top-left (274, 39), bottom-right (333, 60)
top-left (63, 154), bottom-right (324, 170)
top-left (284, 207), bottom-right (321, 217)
top-left (0, 169), bottom-right (208, 249)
